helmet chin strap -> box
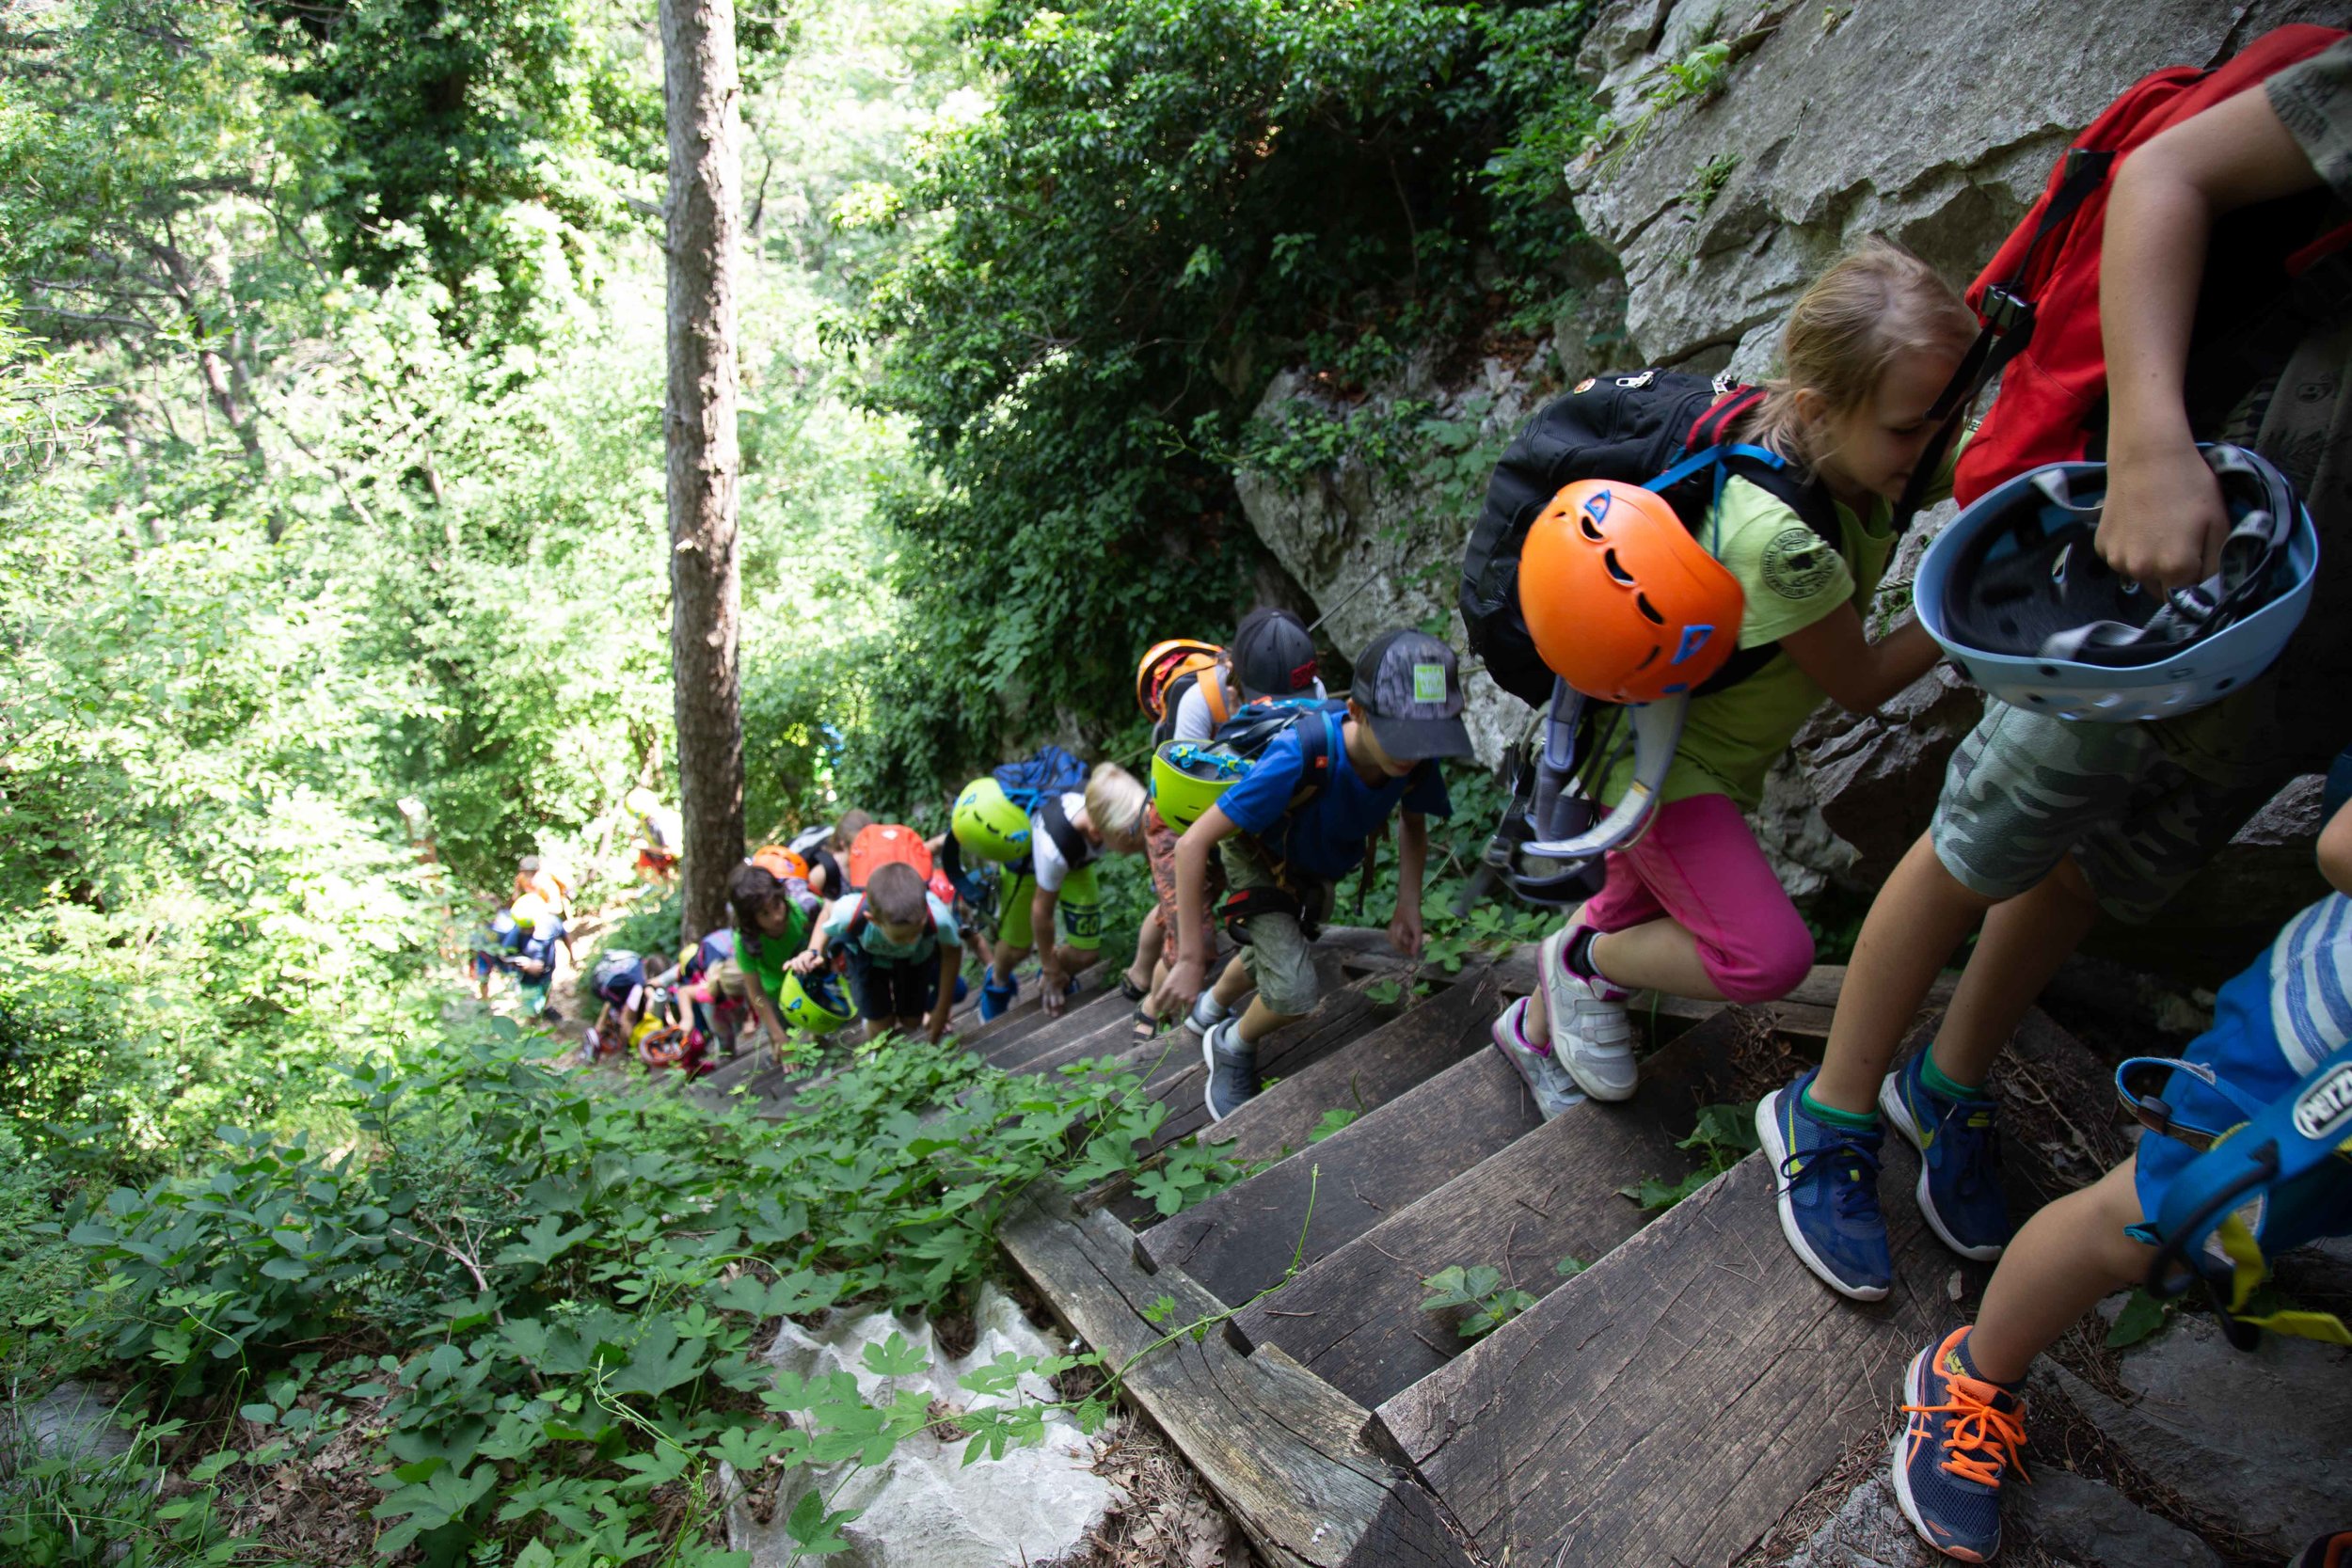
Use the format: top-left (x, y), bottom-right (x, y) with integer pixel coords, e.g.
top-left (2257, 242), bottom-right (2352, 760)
top-left (1520, 685), bottom-right (1689, 863)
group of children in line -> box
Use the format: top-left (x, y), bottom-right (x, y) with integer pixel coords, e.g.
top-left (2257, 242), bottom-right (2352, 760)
top-left (457, 29), bottom-right (2351, 1563)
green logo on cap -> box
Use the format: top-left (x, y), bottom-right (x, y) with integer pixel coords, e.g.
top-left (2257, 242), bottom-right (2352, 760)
top-left (1411, 661), bottom-right (1447, 704)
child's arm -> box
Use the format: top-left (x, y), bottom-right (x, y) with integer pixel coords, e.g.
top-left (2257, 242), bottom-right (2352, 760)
top-left (1775, 607), bottom-right (1942, 714)
top-left (1150, 804), bottom-right (1241, 1015)
top-left (739, 966), bottom-right (789, 1041)
top-left (1390, 812), bottom-right (1429, 958)
top-left (927, 944), bottom-right (962, 1042)
top-left (1034, 883), bottom-right (1069, 1007)
top-left (789, 921), bottom-right (832, 974)
top-left (2100, 85), bottom-right (2321, 590)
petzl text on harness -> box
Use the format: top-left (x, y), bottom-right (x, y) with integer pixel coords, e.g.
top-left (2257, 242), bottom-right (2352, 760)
top-left (2117, 1040), bottom-right (2352, 1349)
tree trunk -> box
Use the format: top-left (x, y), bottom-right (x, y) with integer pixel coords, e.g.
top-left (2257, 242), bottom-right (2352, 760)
top-left (660, 0), bottom-right (746, 942)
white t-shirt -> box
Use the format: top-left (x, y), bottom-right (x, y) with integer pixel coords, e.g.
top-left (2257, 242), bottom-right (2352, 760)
top-left (1029, 793), bottom-right (1089, 892)
top-left (1171, 675), bottom-right (1328, 741)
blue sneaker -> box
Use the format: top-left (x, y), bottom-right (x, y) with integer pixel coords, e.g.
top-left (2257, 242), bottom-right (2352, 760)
top-left (1756, 1070), bottom-right (1891, 1301)
top-left (977, 971), bottom-right (1018, 1022)
top-left (1201, 1018), bottom-right (1258, 1122)
top-left (1881, 1052), bottom-right (2010, 1261)
top-left (1892, 1326), bottom-right (2027, 1562)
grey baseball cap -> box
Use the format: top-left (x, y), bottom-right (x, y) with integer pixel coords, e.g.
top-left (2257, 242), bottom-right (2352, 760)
top-left (1354, 628), bottom-right (1473, 760)
top-left (1232, 607), bottom-right (1321, 701)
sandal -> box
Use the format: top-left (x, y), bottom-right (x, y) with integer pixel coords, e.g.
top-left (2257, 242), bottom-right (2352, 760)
top-left (1117, 972), bottom-right (1149, 1004)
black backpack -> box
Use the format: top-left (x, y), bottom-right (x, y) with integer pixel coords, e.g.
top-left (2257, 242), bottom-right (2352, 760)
top-left (1458, 372), bottom-right (1844, 708)
top-left (1034, 793), bottom-right (1099, 876)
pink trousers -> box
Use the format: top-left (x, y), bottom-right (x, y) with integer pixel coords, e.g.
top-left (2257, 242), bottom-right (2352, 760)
top-left (1581, 792), bottom-right (1815, 1004)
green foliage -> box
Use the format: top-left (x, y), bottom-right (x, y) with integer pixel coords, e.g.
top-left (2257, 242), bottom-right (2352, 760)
top-left (844, 0), bottom-right (1597, 788)
top-left (1419, 1262), bottom-right (1537, 1338)
top-left (1309, 1107), bottom-right (1360, 1142)
top-left (1621, 1101), bottom-right (1762, 1212)
top-left (0, 1409), bottom-right (260, 1567)
top-left (49, 1020), bottom-right (1241, 1561)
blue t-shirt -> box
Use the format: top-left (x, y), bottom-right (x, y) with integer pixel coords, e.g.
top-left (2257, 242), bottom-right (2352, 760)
top-left (1215, 714), bottom-right (1451, 880)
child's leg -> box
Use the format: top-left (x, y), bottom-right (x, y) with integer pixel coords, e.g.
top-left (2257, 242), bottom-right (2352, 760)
top-left (1128, 917), bottom-right (1164, 992)
top-left (1809, 832), bottom-right (1999, 1115)
top-left (1524, 850), bottom-right (1661, 1040)
top-left (1967, 1156), bottom-right (2153, 1383)
top-left (1210, 951), bottom-right (1253, 1007)
top-left (1582, 794), bottom-right (1815, 1004)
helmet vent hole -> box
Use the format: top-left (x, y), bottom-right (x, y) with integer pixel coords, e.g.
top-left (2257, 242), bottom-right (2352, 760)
top-left (1633, 593), bottom-right (1665, 626)
top-left (1579, 513), bottom-right (1606, 543)
top-left (1603, 548), bottom-right (1635, 585)
top-left (2038, 664), bottom-right (2060, 678)
top-left (2216, 675), bottom-right (2234, 691)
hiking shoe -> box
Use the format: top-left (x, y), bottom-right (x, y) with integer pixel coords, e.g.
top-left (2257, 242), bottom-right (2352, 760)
top-left (1539, 926), bottom-right (1636, 1101)
top-left (977, 971), bottom-right (1018, 1022)
top-left (1201, 1018), bottom-right (1258, 1122)
top-left (1489, 996), bottom-right (1588, 1119)
top-left (1882, 1053), bottom-right (2011, 1261)
top-left (2290, 1532), bottom-right (2352, 1568)
top-left (1756, 1070), bottom-right (1892, 1301)
top-left (1893, 1326), bottom-right (2028, 1563)
top-left (1186, 989), bottom-right (1232, 1037)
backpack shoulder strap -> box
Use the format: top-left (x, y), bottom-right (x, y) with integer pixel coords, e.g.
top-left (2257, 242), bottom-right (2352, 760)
top-left (1203, 672), bottom-right (1233, 727)
top-left (1037, 793), bottom-right (1094, 871)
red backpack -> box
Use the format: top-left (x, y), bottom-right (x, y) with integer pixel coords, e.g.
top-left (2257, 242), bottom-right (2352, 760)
top-left (1902, 24), bottom-right (2350, 515)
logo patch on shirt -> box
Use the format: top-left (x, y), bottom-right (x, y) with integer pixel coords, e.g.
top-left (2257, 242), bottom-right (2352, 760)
top-left (1761, 524), bottom-right (1837, 600)
top-left (1411, 662), bottom-right (1448, 704)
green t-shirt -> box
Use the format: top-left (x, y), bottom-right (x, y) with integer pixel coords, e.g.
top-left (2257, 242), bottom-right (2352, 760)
top-left (739, 900), bottom-right (815, 1001)
top-left (1602, 475), bottom-right (1899, 811)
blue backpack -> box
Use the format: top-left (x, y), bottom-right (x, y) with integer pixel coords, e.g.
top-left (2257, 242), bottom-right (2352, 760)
top-left (993, 745), bottom-right (1089, 814)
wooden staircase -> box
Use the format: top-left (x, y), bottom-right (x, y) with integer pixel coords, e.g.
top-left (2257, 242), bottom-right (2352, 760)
top-left (699, 931), bottom-right (2110, 1568)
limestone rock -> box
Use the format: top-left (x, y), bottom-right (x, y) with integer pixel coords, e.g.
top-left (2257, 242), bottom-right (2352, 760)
top-left (2010, 1471), bottom-right (2221, 1568)
top-left (11, 1379), bottom-right (132, 1464)
top-left (1766, 1473), bottom-right (1938, 1568)
top-left (2155, 772), bottom-right (2329, 929)
top-left (1565, 0), bottom-right (2330, 369)
top-left (1233, 347), bottom-right (1572, 769)
top-left (726, 1286), bottom-right (1116, 1568)
top-left (2046, 1312), bottom-right (2352, 1559)
top-left (1793, 665), bottom-right (1982, 887)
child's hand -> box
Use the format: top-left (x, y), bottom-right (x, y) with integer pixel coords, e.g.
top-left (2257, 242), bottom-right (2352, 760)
top-left (1040, 955), bottom-right (1069, 1014)
top-left (925, 1006), bottom-right (951, 1043)
top-left (787, 949), bottom-right (822, 974)
top-left (2096, 438), bottom-right (2229, 592)
top-left (1151, 957), bottom-right (1204, 1021)
top-left (1388, 905), bottom-right (1424, 959)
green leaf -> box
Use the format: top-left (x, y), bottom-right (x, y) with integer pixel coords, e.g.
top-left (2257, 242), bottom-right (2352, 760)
top-left (1309, 1108), bottom-right (1359, 1143)
top-left (861, 1331), bottom-right (928, 1379)
top-left (602, 1316), bottom-right (707, 1398)
top-left (785, 1488), bottom-right (856, 1554)
top-left (2106, 1288), bottom-right (2170, 1349)
top-left (1555, 1256), bottom-right (1587, 1278)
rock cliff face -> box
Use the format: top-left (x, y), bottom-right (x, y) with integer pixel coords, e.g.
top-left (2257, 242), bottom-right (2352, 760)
top-left (1235, 0), bottom-right (2343, 928)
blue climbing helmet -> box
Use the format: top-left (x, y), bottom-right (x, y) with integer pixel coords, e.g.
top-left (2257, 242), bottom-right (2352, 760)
top-left (1915, 444), bottom-right (2316, 721)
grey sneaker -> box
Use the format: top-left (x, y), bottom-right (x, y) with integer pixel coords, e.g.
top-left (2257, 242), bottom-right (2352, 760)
top-left (1201, 1018), bottom-right (1258, 1121)
top-left (1488, 996), bottom-right (1588, 1119)
top-left (1186, 989), bottom-right (1233, 1037)
top-left (1540, 927), bottom-right (1637, 1101)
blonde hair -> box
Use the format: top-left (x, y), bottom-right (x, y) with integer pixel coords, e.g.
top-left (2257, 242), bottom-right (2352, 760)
top-left (830, 809), bottom-right (874, 850)
top-left (1742, 237), bottom-right (1977, 473)
top-left (1085, 762), bottom-right (1150, 854)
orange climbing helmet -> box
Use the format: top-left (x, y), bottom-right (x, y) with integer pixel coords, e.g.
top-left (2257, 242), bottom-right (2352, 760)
top-left (750, 844), bottom-right (809, 882)
top-left (845, 823), bottom-right (933, 890)
top-left (1518, 479), bottom-right (1745, 704)
top-left (1135, 639), bottom-right (1223, 719)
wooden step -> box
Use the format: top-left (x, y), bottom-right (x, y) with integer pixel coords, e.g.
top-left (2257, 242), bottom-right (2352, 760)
top-left (1200, 967), bottom-right (1511, 1167)
top-left (998, 1185), bottom-right (1476, 1568)
top-left (1136, 989), bottom-right (1541, 1306)
top-left (1016, 1006), bottom-right (1159, 1080)
top-left (950, 960), bottom-right (1104, 1051)
top-left (1225, 1007), bottom-right (1755, 1409)
top-left (1364, 1006), bottom-right (2111, 1568)
top-left (1367, 1145), bottom-right (1941, 1568)
top-left (982, 989), bottom-right (1133, 1073)
top-left (1135, 967), bottom-right (1392, 1163)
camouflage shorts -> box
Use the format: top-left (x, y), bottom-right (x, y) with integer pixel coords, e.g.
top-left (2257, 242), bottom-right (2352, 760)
top-left (1929, 702), bottom-right (2282, 924)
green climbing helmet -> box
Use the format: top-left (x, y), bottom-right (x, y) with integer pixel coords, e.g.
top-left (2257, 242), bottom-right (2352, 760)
top-left (779, 970), bottom-right (855, 1035)
top-left (952, 777), bottom-right (1032, 863)
top-left (1150, 740), bottom-right (1249, 832)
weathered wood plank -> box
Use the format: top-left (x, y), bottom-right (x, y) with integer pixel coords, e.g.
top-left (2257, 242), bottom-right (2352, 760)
top-left (1366, 1007), bottom-right (2109, 1568)
top-left (1368, 1142), bottom-right (1946, 1568)
top-left (982, 988), bottom-right (1133, 1072)
top-left (998, 1187), bottom-right (1477, 1568)
top-left (1140, 979), bottom-right (1389, 1160)
top-left (1225, 1008), bottom-right (1757, 1408)
top-left (1136, 1012), bottom-right (1543, 1306)
top-left (1198, 971), bottom-right (1510, 1167)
